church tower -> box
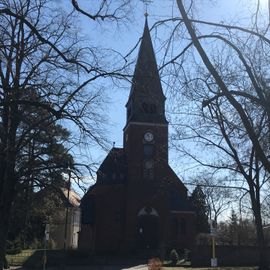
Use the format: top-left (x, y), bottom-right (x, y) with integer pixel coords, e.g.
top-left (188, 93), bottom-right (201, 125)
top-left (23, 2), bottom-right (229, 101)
top-left (124, 17), bottom-right (169, 185)
top-left (79, 17), bottom-right (196, 254)
top-left (123, 17), bottom-right (193, 251)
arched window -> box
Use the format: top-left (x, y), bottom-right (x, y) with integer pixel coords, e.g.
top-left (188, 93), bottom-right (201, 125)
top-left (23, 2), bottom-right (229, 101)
top-left (144, 144), bottom-right (154, 157)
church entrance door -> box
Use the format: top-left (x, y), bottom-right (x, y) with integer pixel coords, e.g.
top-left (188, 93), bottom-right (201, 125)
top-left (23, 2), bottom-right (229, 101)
top-left (137, 215), bottom-right (159, 249)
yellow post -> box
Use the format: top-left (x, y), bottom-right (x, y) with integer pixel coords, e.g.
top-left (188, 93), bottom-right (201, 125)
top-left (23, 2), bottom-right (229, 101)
top-left (210, 219), bottom-right (217, 267)
top-left (212, 236), bottom-right (216, 259)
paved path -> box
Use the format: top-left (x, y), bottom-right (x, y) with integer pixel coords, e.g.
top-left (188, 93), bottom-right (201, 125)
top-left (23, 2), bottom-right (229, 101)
top-left (122, 265), bottom-right (148, 270)
top-left (10, 265), bottom-right (149, 270)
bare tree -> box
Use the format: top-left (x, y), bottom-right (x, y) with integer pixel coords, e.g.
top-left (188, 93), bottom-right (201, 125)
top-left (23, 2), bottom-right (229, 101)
top-left (173, 0), bottom-right (269, 268)
top-left (0, 0), bottom-right (133, 268)
top-left (141, 0), bottom-right (270, 269)
top-left (189, 173), bottom-right (236, 223)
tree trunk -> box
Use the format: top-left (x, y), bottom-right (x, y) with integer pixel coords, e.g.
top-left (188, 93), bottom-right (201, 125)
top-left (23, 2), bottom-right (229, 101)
top-left (251, 198), bottom-right (269, 270)
top-left (0, 158), bottom-right (17, 269)
top-left (0, 202), bottom-right (12, 270)
top-left (0, 105), bottom-right (19, 269)
top-left (0, 184), bottom-right (14, 269)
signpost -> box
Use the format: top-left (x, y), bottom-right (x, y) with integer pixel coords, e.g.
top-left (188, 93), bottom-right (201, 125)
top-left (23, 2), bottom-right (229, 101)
top-left (209, 220), bottom-right (218, 267)
top-left (43, 224), bottom-right (50, 270)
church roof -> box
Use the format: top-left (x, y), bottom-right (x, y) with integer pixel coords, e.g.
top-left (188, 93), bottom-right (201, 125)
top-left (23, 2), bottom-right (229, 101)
top-left (127, 17), bottom-right (166, 106)
top-left (170, 188), bottom-right (194, 212)
top-left (96, 147), bottom-right (127, 185)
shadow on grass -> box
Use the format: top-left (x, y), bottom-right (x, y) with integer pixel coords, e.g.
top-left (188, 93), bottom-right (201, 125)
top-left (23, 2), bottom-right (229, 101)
top-left (22, 250), bottom-right (149, 269)
top-left (22, 250), bottom-right (91, 269)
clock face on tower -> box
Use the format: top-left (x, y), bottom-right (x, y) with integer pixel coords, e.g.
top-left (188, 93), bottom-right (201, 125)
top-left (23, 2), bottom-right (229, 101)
top-left (144, 131), bottom-right (154, 142)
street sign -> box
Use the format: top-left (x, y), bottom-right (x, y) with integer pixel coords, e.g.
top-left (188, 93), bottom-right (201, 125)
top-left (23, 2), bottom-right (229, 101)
top-left (45, 224), bottom-right (50, 233)
top-left (211, 258), bottom-right (218, 267)
top-left (209, 220), bottom-right (217, 236)
top-left (210, 227), bottom-right (217, 236)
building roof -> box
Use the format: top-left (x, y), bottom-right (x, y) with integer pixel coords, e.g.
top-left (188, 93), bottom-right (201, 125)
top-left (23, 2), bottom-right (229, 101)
top-left (167, 165), bottom-right (188, 191)
top-left (96, 147), bottom-right (127, 185)
top-left (61, 188), bottom-right (81, 207)
top-left (169, 187), bottom-right (194, 212)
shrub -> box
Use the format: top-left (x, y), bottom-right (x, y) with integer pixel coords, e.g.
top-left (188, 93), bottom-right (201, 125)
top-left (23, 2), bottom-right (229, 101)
top-left (184, 248), bottom-right (191, 261)
top-left (169, 249), bottom-right (179, 265)
top-left (6, 238), bottom-right (22, 255)
top-left (4, 257), bottom-right (9, 269)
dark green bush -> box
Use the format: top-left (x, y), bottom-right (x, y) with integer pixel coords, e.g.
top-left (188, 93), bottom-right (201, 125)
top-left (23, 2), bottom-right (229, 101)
top-left (184, 248), bottom-right (191, 261)
top-left (169, 249), bottom-right (179, 265)
top-left (6, 238), bottom-right (22, 255)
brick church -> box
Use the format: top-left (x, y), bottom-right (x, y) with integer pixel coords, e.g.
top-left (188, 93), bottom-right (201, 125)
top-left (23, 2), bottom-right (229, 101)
top-left (79, 18), bottom-right (196, 254)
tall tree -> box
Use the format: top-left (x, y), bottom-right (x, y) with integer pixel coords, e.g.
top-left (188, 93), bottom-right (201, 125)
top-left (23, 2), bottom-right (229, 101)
top-left (218, 216), bottom-right (257, 246)
top-left (174, 1), bottom-right (270, 268)
top-left (8, 121), bottom-right (73, 249)
top-left (229, 209), bottom-right (239, 246)
top-left (147, 1), bottom-right (270, 269)
top-left (0, 0), bottom-right (133, 268)
top-left (190, 185), bottom-right (209, 233)
top-left (191, 173), bottom-right (236, 223)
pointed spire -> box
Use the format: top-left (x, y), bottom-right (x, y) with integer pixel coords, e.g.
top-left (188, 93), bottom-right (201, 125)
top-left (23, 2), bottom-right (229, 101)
top-left (132, 16), bottom-right (163, 96)
top-left (125, 17), bottom-right (167, 125)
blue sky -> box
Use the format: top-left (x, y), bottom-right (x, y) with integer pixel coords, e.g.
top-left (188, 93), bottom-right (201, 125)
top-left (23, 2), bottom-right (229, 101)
top-left (68, 0), bottom-right (268, 191)
top-left (92, 0), bottom-right (267, 144)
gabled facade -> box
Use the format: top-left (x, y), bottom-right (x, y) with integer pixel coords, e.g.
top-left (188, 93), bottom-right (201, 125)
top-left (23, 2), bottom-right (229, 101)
top-left (40, 188), bottom-right (81, 249)
top-left (79, 18), bottom-right (196, 254)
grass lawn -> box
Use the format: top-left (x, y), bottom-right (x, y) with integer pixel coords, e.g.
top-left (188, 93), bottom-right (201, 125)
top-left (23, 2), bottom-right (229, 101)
top-left (6, 251), bottom-right (260, 270)
top-left (7, 249), bottom-right (36, 266)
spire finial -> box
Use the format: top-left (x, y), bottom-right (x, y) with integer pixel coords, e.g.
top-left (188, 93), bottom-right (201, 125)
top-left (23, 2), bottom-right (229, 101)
top-left (140, 0), bottom-right (153, 17)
